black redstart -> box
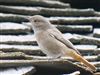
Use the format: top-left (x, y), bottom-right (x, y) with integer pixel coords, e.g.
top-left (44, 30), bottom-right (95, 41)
top-left (27, 15), bottom-right (96, 71)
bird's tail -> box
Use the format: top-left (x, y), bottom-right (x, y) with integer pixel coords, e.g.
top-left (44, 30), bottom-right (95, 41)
top-left (68, 51), bottom-right (96, 72)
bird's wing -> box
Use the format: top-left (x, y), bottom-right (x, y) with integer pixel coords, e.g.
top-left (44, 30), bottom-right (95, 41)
top-left (47, 28), bottom-right (81, 55)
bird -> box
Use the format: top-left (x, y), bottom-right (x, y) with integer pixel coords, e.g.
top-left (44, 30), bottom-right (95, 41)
top-left (27, 15), bottom-right (96, 72)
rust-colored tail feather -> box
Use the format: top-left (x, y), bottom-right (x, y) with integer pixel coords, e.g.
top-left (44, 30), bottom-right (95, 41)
top-left (68, 51), bottom-right (96, 71)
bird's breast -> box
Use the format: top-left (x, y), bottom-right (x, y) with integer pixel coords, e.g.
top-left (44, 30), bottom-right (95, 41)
top-left (35, 31), bottom-right (67, 57)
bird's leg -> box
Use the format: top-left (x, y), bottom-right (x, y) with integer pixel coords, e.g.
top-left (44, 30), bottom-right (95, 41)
top-left (66, 50), bottom-right (96, 72)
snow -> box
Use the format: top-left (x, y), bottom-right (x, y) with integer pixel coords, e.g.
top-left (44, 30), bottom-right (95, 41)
top-left (0, 22), bottom-right (30, 30)
top-left (0, 66), bottom-right (34, 75)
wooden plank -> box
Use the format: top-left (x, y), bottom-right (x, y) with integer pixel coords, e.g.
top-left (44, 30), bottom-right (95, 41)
top-left (0, 35), bottom-right (36, 45)
top-left (49, 17), bottom-right (100, 27)
top-left (0, 33), bottom-right (100, 46)
top-left (0, 22), bottom-right (31, 34)
top-left (0, 0), bottom-right (70, 8)
top-left (0, 44), bottom-right (99, 61)
top-left (66, 34), bottom-right (100, 46)
top-left (56, 25), bottom-right (93, 33)
top-left (74, 45), bottom-right (97, 55)
top-left (63, 33), bottom-right (100, 46)
top-left (0, 44), bottom-right (99, 55)
top-left (0, 13), bottom-right (100, 26)
top-left (0, 5), bottom-right (40, 15)
top-left (0, 59), bottom-right (93, 75)
top-left (74, 34), bottom-right (100, 46)
top-left (0, 5), bottom-right (97, 17)
top-left (0, 44), bottom-right (44, 55)
top-left (0, 13), bottom-right (27, 22)
top-left (40, 8), bottom-right (96, 17)
top-left (0, 52), bottom-right (33, 60)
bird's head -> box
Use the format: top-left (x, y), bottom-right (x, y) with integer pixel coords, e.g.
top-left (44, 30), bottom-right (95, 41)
top-left (26, 15), bottom-right (51, 31)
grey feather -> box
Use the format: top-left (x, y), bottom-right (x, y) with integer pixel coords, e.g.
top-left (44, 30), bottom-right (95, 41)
top-left (47, 28), bottom-right (81, 55)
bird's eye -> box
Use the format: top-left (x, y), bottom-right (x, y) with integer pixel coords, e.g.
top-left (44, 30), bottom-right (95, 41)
top-left (34, 20), bottom-right (38, 22)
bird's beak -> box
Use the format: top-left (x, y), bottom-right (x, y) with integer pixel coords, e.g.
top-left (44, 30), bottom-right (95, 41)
top-left (25, 16), bottom-right (32, 21)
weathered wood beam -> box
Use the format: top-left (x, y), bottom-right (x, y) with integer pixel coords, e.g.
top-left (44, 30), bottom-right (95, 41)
top-left (0, 44), bottom-right (45, 55)
top-left (64, 34), bottom-right (100, 46)
top-left (0, 52), bottom-right (33, 59)
top-left (55, 25), bottom-right (93, 33)
top-left (74, 45), bottom-right (97, 55)
top-left (0, 0), bottom-right (70, 8)
top-left (0, 22), bottom-right (31, 35)
top-left (0, 5), bottom-right (97, 17)
top-left (0, 13), bottom-right (100, 27)
top-left (72, 34), bottom-right (100, 46)
top-left (49, 17), bottom-right (100, 25)
top-left (0, 35), bottom-right (36, 45)
top-left (0, 59), bottom-right (93, 75)
top-left (0, 13), bottom-right (27, 22)
top-left (0, 44), bottom-right (99, 61)
top-left (0, 33), bottom-right (100, 46)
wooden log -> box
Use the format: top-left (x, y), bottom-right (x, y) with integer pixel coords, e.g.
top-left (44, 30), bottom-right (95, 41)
top-left (0, 33), bottom-right (100, 46)
top-left (0, 5), bottom-right (96, 17)
top-left (0, 0), bottom-right (70, 8)
top-left (0, 44), bottom-right (99, 61)
top-left (40, 8), bottom-right (95, 17)
top-left (0, 22), bottom-right (31, 35)
top-left (0, 35), bottom-right (36, 45)
top-left (0, 13), bottom-right (27, 22)
top-left (0, 52), bottom-right (34, 59)
top-left (0, 5), bottom-right (40, 15)
top-left (55, 25), bottom-right (93, 33)
top-left (0, 5), bottom-right (97, 17)
top-left (93, 28), bottom-right (100, 38)
top-left (63, 33), bottom-right (100, 46)
top-left (71, 34), bottom-right (100, 46)
top-left (0, 59), bottom-right (93, 75)
top-left (0, 13), bottom-right (100, 27)
top-left (0, 44), bottom-right (45, 56)
top-left (74, 45), bottom-right (97, 55)
top-left (49, 17), bottom-right (100, 27)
